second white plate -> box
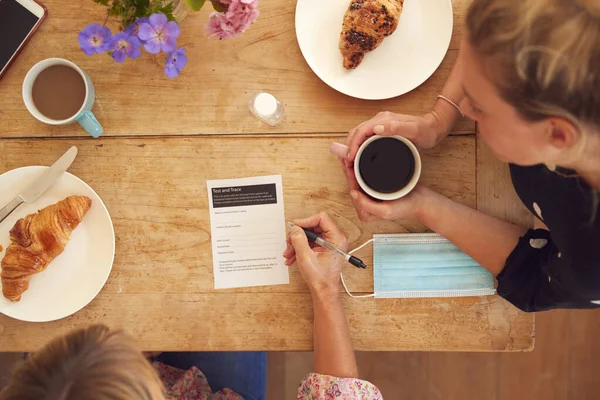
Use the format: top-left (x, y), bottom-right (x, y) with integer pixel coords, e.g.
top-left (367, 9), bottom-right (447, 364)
top-left (0, 167), bottom-right (115, 322)
top-left (295, 0), bottom-right (454, 100)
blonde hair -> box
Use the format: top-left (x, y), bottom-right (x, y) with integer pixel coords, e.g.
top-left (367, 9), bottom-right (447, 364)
top-left (0, 325), bottom-right (165, 400)
top-left (466, 0), bottom-right (600, 135)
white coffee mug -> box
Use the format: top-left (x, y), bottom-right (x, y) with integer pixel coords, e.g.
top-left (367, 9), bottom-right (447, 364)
top-left (330, 135), bottom-right (422, 201)
top-left (22, 58), bottom-right (103, 138)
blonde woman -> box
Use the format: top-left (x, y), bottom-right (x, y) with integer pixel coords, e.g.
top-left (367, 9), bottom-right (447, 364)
top-left (1, 214), bottom-right (383, 400)
top-left (342, 0), bottom-right (600, 312)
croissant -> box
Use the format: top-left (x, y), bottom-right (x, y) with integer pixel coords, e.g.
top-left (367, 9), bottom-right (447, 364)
top-left (339, 0), bottom-right (404, 69)
top-left (1, 196), bottom-right (91, 302)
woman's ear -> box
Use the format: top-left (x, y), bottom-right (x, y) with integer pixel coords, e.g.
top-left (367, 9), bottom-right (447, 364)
top-left (547, 117), bottom-right (580, 151)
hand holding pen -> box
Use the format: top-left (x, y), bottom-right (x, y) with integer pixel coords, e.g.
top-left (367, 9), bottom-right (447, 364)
top-left (287, 222), bottom-right (367, 269)
top-left (283, 213), bottom-right (366, 295)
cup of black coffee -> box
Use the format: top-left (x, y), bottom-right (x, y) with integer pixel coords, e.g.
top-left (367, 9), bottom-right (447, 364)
top-left (22, 58), bottom-right (103, 138)
top-left (330, 136), bottom-right (421, 200)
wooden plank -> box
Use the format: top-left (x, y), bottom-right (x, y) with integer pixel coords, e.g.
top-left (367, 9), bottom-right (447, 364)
top-left (475, 138), bottom-right (533, 327)
top-left (356, 351), bottom-right (429, 399)
top-left (280, 351), bottom-right (429, 399)
top-left (428, 353), bottom-right (497, 400)
top-left (474, 136), bottom-right (537, 397)
top-left (476, 137), bottom-right (532, 227)
top-left (498, 310), bottom-right (570, 400)
top-left (0, 136), bottom-right (476, 295)
top-left (424, 136), bottom-right (534, 400)
top-left (266, 352), bottom-right (286, 400)
top-left (568, 310), bottom-right (600, 400)
top-left (283, 352), bottom-right (314, 400)
top-left (0, 293), bottom-right (533, 352)
top-left (0, 0), bottom-right (474, 138)
top-left (0, 136), bottom-right (531, 351)
top-left (277, 310), bottom-right (600, 399)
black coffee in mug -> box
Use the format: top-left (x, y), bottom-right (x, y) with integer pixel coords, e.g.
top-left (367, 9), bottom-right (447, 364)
top-left (358, 137), bottom-right (415, 194)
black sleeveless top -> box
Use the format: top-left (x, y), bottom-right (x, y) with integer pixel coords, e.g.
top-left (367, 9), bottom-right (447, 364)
top-left (496, 164), bottom-right (600, 312)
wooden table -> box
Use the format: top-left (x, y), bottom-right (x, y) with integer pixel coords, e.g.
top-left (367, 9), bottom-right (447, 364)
top-left (0, 0), bottom-right (533, 351)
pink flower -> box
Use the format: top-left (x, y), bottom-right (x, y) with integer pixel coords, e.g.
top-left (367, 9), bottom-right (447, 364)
top-left (205, 0), bottom-right (260, 40)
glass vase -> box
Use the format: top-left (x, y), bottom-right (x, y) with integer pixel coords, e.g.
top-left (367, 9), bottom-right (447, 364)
top-left (166, 0), bottom-right (190, 22)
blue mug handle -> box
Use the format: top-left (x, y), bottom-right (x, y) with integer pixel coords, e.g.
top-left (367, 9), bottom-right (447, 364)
top-left (76, 111), bottom-right (103, 138)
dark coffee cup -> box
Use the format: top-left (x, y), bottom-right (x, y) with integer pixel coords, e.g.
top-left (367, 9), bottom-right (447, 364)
top-left (330, 136), bottom-right (421, 200)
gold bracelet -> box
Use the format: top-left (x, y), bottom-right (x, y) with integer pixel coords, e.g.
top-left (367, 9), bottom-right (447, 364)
top-left (437, 95), bottom-right (465, 118)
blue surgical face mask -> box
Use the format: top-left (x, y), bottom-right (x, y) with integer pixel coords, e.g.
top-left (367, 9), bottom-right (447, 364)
top-left (342, 233), bottom-right (496, 298)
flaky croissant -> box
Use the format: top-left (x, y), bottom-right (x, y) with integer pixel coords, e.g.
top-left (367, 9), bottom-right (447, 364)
top-left (1, 196), bottom-right (91, 302)
top-left (339, 0), bottom-right (404, 69)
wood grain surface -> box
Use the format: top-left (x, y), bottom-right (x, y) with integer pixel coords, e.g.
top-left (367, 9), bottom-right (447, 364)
top-left (414, 134), bottom-right (538, 394)
top-left (276, 309), bottom-right (599, 399)
top-left (0, 0), bottom-right (475, 137)
top-left (476, 137), bottom-right (533, 227)
top-left (0, 293), bottom-right (533, 352)
top-left (0, 0), bottom-right (535, 353)
top-left (0, 136), bottom-right (532, 351)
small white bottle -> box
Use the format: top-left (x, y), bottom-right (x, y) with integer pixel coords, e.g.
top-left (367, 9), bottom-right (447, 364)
top-left (249, 92), bottom-right (285, 126)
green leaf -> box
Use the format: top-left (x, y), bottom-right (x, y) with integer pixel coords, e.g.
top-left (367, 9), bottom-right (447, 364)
top-left (155, 2), bottom-right (176, 21)
top-left (164, 10), bottom-right (176, 21)
top-left (210, 1), bottom-right (225, 12)
top-left (184, 0), bottom-right (206, 12)
top-left (133, 0), bottom-right (150, 16)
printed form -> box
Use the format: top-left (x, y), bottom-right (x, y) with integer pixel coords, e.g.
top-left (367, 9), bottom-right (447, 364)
top-left (206, 175), bottom-right (289, 289)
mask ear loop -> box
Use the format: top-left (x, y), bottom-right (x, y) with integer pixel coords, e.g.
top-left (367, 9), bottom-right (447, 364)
top-left (340, 238), bottom-right (375, 298)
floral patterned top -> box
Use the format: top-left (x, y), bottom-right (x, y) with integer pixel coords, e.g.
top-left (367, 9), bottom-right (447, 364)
top-left (297, 373), bottom-right (383, 399)
top-left (154, 362), bottom-right (241, 400)
top-left (153, 363), bottom-right (382, 399)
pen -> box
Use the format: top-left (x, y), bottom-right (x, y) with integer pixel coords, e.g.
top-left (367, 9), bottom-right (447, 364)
top-left (287, 222), bottom-right (367, 269)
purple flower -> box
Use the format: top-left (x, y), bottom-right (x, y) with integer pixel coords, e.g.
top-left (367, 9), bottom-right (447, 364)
top-left (78, 24), bottom-right (113, 55)
top-left (125, 17), bottom-right (149, 37)
top-left (164, 48), bottom-right (188, 78)
top-left (205, 0), bottom-right (260, 40)
top-left (138, 13), bottom-right (180, 54)
top-left (110, 32), bottom-right (142, 63)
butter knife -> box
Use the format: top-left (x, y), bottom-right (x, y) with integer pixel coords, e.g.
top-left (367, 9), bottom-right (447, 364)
top-left (0, 147), bottom-right (78, 224)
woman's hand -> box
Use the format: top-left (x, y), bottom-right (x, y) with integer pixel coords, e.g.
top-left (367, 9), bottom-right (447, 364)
top-left (345, 112), bottom-right (443, 164)
top-left (284, 215), bottom-right (359, 378)
top-left (341, 159), bottom-right (431, 223)
top-left (283, 213), bottom-right (349, 296)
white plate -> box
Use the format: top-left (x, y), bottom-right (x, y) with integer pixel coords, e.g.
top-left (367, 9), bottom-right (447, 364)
top-left (295, 0), bottom-right (454, 100)
top-left (0, 167), bottom-right (115, 322)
